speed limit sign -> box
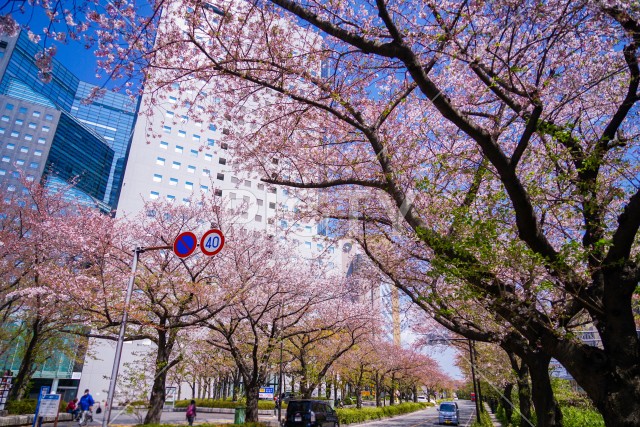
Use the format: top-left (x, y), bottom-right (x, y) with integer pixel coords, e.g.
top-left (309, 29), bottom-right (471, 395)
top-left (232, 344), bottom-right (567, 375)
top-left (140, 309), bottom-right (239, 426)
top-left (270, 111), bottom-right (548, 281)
top-left (200, 229), bottom-right (225, 256)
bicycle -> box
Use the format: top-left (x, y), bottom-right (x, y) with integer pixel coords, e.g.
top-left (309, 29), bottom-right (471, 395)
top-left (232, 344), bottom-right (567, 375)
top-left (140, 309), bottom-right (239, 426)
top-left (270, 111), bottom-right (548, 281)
top-left (78, 409), bottom-right (93, 426)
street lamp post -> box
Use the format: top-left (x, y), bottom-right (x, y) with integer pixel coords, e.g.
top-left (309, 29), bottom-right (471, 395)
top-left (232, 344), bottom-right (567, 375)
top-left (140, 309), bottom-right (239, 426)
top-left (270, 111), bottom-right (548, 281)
top-left (102, 245), bottom-right (171, 427)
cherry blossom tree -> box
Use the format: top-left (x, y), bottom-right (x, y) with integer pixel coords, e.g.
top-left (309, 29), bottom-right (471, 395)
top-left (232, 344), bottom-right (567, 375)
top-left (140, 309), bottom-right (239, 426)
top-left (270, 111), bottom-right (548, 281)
top-left (0, 179), bottom-right (109, 400)
top-left (202, 227), bottom-right (357, 423)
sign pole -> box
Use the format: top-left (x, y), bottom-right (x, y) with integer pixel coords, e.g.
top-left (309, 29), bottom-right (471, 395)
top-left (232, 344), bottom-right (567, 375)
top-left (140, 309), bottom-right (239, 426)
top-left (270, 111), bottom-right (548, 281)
top-left (103, 247), bottom-right (142, 427)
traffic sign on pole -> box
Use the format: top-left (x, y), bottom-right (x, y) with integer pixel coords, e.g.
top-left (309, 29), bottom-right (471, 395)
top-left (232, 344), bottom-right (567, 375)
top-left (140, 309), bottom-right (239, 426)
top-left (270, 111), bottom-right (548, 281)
top-left (200, 229), bottom-right (225, 256)
top-left (173, 232), bottom-right (198, 258)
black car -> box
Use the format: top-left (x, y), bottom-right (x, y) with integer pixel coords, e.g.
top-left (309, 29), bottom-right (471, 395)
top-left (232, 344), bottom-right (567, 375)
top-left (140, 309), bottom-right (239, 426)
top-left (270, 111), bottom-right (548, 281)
top-left (284, 399), bottom-right (340, 427)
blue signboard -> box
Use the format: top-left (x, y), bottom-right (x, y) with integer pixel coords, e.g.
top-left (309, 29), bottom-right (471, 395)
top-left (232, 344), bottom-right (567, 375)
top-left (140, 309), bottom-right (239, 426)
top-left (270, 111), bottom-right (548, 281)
top-left (32, 386), bottom-right (50, 427)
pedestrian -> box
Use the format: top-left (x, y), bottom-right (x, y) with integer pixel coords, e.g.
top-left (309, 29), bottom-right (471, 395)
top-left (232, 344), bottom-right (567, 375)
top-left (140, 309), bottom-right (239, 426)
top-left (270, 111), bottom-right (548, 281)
top-left (78, 389), bottom-right (95, 425)
top-left (186, 400), bottom-right (197, 426)
top-left (66, 398), bottom-right (80, 420)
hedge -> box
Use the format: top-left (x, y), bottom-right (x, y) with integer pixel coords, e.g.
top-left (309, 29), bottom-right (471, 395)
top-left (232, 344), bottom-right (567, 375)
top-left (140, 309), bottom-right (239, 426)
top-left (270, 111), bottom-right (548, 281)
top-left (174, 399), bottom-right (277, 410)
top-left (561, 406), bottom-right (605, 427)
top-left (336, 402), bottom-right (427, 424)
top-left (6, 398), bottom-right (68, 415)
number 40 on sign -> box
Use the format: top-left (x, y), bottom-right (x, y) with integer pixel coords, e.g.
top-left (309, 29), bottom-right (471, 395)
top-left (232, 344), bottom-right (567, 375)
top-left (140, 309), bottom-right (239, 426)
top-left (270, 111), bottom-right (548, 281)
top-left (173, 229), bottom-right (225, 258)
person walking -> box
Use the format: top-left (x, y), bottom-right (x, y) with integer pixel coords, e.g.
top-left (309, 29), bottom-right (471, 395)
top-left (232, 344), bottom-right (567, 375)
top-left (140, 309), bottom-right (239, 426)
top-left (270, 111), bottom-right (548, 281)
top-left (186, 400), bottom-right (197, 426)
top-left (78, 389), bottom-right (95, 426)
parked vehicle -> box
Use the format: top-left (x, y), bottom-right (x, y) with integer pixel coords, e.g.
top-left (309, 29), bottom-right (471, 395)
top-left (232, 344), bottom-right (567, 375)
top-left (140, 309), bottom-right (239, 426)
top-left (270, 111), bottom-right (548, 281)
top-left (284, 399), bottom-right (340, 427)
top-left (417, 395), bottom-right (428, 402)
top-left (437, 401), bottom-right (460, 425)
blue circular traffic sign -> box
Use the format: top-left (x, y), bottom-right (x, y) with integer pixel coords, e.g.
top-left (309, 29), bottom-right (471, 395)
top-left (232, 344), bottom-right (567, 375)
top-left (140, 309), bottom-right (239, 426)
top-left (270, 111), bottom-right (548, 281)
top-left (173, 231), bottom-right (198, 258)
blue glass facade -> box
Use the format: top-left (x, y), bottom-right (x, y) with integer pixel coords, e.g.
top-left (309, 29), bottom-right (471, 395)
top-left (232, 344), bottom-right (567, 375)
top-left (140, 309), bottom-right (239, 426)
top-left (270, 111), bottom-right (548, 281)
top-left (72, 82), bottom-right (138, 207)
top-left (46, 111), bottom-right (115, 202)
top-left (0, 32), bottom-right (79, 111)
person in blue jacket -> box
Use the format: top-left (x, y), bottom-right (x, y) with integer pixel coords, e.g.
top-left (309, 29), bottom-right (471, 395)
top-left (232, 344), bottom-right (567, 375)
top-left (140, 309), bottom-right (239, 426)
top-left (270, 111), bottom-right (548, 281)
top-left (78, 389), bottom-right (95, 425)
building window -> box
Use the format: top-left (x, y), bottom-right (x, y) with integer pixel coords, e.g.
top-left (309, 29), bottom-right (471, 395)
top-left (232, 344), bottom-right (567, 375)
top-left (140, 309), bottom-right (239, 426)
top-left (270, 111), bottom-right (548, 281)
top-left (257, 183), bottom-right (265, 190)
top-left (185, 181), bottom-right (193, 190)
top-left (153, 174), bottom-right (162, 182)
top-left (172, 161), bottom-right (181, 169)
top-left (268, 187), bottom-right (277, 194)
top-left (0, 128), bottom-right (4, 134)
top-left (231, 177), bottom-right (239, 184)
top-left (32, 111), bottom-right (41, 117)
top-left (175, 145), bottom-right (183, 153)
top-left (7, 185), bottom-right (16, 192)
top-left (269, 202), bottom-right (276, 209)
top-left (163, 125), bottom-right (171, 133)
top-left (219, 158), bottom-right (226, 165)
top-left (156, 157), bottom-right (165, 165)
top-left (16, 159), bottom-right (25, 166)
top-left (192, 134), bottom-right (200, 142)
top-left (205, 154), bottom-right (212, 161)
top-left (305, 242), bottom-right (312, 249)
top-left (244, 180), bottom-right (251, 187)
top-left (1, 156), bottom-right (9, 163)
top-left (5, 103), bottom-right (13, 110)
top-left (166, 111), bottom-right (174, 118)
top-left (1, 115), bottom-right (9, 122)
top-left (202, 168), bottom-right (210, 176)
top-left (18, 107), bottom-right (28, 114)
top-left (19, 146), bottom-right (28, 153)
top-left (6, 143), bottom-right (14, 150)
top-left (10, 131), bottom-right (18, 138)
top-left (42, 126), bottom-right (50, 132)
top-left (0, 169), bottom-right (4, 175)
top-left (28, 122), bottom-right (36, 129)
top-left (170, 178), bottom-right (178, 186)
top-left (190, 149), bottom-right (198, 157)
top-left (34, 150), bottom-right (42, 156)
top-left (24, 134), bottom-right (33, 141)
top-left (180, 115), bottom-right (188, 123)
top-left (26, 175), bottom-right (34, 181)
top-left (37, 137), bottom-right (46, 144)
top-left (167, 194), bottom-right (175, 202)
top-left (160, 141), bottom-right (169, 149)
top-left (45, 114), bottom-right (53, 121)
top-left (150, 191), bottom-right (159, 200)
top-left (216, 173), bottom-right (224, 181)
top-left (221, 142), bottom-right (228, 150)
top-left (169, 96), bottom-right (177, 104)
top-left (208, 124), bottom-right (217, 131)
top-left (207, 138), bottom-right (215, 146)
top-left (255, 214), bottom-right (262, 222)
top-left (187, 165), bottom-right (196, 173)
top-left (178, 130), bottom-right (186, 138)
top-left (15, 119), bottom-right (23, 126)
top-left (147, 209), bottom-right (156, 217)
top-left (214, 189), bottom-right (222, 196)
top-left (200, 185), bottom-right (208, 192)
top-left (257, 198), bottom-right (263, 206)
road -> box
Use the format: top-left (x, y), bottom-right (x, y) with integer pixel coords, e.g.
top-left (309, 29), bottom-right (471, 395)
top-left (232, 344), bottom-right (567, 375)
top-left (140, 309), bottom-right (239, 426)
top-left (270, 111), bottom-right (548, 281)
top-left (358, 400), bottom-right (477, 427)
top-left (53, 400), bottom-right (476, 427)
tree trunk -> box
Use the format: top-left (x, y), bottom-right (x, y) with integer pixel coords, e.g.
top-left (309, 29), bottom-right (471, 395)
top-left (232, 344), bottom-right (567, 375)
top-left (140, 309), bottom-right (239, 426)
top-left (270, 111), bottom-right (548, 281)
top-left (355, 384), bottom-right (362, 409)
top-left (9, 318), bottom-right (41, 401)
top-left (375, 373), bottom-right (382, 407)
top-left (244, 382), bottom-right (260, 423)
top-left (515, 366), bottom-right (532, 427)
top-left (232, 371), bottom-right (240, 401)
top-left (143, 337), bottom-right (176, 425)
top-left (389, 374), bottom-right (396, 405)
top-left (527, 353), bottom-right (562, 427)
top-left (501, 382), bottom-right (514, 425)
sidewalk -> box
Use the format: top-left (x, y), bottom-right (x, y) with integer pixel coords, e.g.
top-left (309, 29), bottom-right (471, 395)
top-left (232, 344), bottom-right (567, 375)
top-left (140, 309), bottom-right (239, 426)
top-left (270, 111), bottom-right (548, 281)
top-left (484, 403), bottom-right (503, 427)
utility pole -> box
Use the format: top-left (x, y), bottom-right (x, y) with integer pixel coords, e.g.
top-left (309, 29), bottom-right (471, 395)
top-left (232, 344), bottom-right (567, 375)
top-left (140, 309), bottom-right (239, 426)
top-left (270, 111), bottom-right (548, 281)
top-left (102, 245), bottom-right (171, 427)
top-left (468, 340), bottom-right (481, 424)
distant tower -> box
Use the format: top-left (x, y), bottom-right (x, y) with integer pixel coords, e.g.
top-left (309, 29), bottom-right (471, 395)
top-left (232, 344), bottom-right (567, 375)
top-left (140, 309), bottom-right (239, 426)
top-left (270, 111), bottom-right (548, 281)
top-left (391, 287), bottom-right (401, 346)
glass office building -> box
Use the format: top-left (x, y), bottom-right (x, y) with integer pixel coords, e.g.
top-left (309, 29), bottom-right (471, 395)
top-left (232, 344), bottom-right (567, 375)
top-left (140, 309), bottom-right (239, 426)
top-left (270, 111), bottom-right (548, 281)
top-left (0, 31), bottom-right (138, 210)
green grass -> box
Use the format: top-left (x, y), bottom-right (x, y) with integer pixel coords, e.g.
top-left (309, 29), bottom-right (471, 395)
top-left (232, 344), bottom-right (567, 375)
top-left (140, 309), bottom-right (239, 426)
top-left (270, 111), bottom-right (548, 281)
top-left (561, 406), bottom-right (604, 427)
top-left (336, 402), bottom-right (427, 424)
